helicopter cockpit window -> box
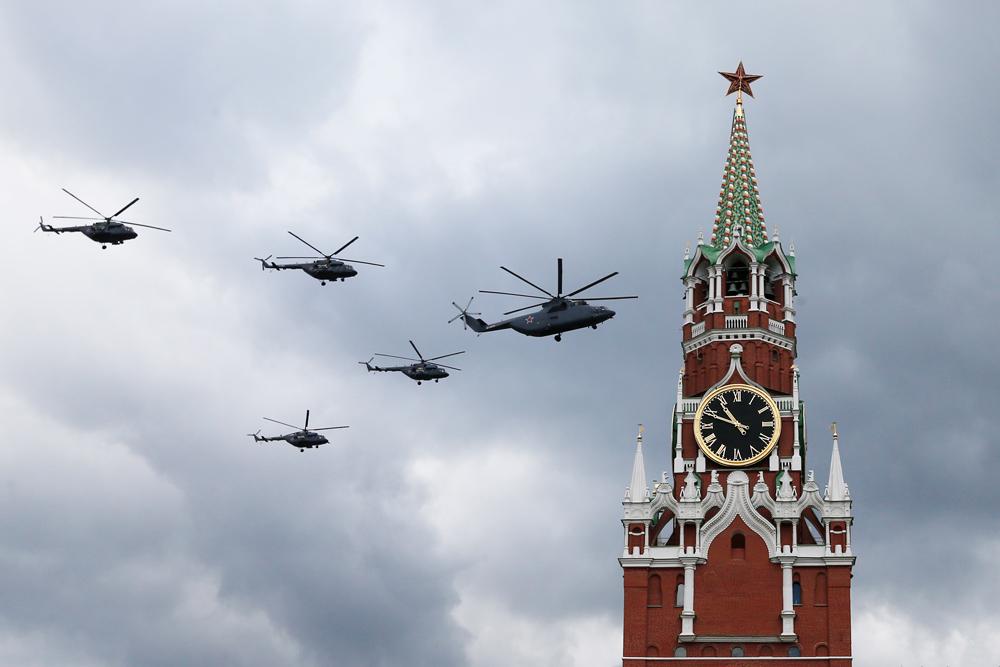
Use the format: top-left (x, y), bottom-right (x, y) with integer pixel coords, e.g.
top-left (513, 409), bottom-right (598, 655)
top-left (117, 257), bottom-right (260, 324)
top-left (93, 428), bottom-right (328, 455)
top-left (551, 302), bottom-right (569, 312)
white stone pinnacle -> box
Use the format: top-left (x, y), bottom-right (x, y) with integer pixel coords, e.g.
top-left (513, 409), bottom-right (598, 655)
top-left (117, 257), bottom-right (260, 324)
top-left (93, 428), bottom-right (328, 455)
top-left (627, 427), bottom-right (647, 502)
top-left (825, 422), bottom-right (849, 501)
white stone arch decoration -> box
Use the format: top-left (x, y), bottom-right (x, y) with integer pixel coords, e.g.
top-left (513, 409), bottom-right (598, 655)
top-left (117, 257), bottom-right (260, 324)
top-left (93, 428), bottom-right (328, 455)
top-left (700, 471), bottom-right (777, 558)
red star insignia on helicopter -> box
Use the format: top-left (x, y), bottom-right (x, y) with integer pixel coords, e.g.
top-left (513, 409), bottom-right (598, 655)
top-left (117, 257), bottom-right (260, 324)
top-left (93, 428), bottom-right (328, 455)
top-left (525, 315), bottom-right (534, 324)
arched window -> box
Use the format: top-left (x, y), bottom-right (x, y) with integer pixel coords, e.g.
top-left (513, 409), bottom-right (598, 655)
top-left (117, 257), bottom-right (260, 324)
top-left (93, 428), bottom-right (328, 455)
top-left (815, 643), bottom-right (829, 656)
top-left (792, 579), bottom-right (803, 606)
top-left (758, 645), bottom-right (774, 656)
top-left (674, 647), bottom-right (687, 657)
top-left (731, 646), bottom-right (745, 657)
top-left (675, 577), bottom-right (685, 608)
top-left (646, 646), bottom-right (659, 657)
top-left (702, 646), bottom-right (717, 657)
top-left (647, 574), bottom-right (662, 607)
top-left (788, 646), bottom-right (801, 657)
top-left (725, 259), bottom-right (750, 296)
top-left (815, 572), bottom-right (828, 605)
top-left (731, 533), bottom-right (746, 559)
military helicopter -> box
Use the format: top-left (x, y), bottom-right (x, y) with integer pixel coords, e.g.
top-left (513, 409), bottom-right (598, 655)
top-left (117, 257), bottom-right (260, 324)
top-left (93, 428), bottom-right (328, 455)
top-left (247, 410), bottom-right (348, 452)
top-left (255, 231), bottom-right (384, 285)
top-left (360, 340), bottom-right (465, 385)
top-left (450, 258), bottom-right (637, 342)
top-left (35, 188), bottom-right (171, 249)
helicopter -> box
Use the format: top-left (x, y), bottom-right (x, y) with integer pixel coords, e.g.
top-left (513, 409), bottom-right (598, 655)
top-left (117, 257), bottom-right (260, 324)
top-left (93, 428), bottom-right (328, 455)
top-left (255, 231), bottom-right (384, 285)
top-left (247, 410), bottom-right (348, 452)
top-left (449, 258), bottom-right (637, 342)
top-left (360, 340), bottom-right (465, 385)
top-left (35, 188), bottom-right (171, 249)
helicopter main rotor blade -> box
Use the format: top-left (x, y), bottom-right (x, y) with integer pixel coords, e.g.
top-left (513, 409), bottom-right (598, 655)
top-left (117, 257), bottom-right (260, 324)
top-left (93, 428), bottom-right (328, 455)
top-left (126, 222), bottom-right (172, 232)
top-left (503, 302), bottom-right (548, 316)
top-left (304, 409), bottom-right (310, 430)
top-left (52, 215), bottom-right (104, 221)
top-left (479, 290), bottom-right (549, 299)
top-left (312, 425), bottom-right (350, 431)
top-left (373, 353), bottom-right (421, 362)
top-left (263, 417), bottom-right (300, 430)
top-left (500, 266), bottom-right (554, 298)
top-left (409, 340), bottom-right (425, 361)
top-left (288, 231), bottom-right (328, 258)
top-left (558, 257), bottom-right (563, 296)
top-left (577, 295), bottom-right (639, 301)
top-left (332, 236), bottom-right (359, 256)
top-left (331, 257), bottom-right (385, 267)
top-left (426, 350), bottom-right (466, 361)
top-left (564, 271), bottom-right (619, 298)
top-left (275, 256), bottom-right (322, 260)
top-left (435, 363), bottom-right (462, 372)
top-left (61, 188), bottom-right (105, 218)
top-left (111, 197), bottom-right (140, 219)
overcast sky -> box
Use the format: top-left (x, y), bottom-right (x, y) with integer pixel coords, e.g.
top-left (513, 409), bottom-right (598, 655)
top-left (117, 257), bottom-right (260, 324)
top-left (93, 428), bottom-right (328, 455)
top-left (1, 2), bottom-right (998, 666)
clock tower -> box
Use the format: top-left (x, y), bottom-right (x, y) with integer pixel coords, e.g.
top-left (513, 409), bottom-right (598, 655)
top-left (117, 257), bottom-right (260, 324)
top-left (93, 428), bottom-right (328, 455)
top-left (620, 65), bottom-right (855, 664)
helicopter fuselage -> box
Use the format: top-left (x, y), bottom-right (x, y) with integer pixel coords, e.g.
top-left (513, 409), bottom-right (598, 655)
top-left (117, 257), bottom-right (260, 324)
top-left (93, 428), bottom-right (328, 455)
top-left (302, 260), bottom-right (358, 282)
top-left (466, 299), bottom-right (615, 338)
top-left (82, 223), bottom-right (138, 245)
top-left (255, 430), bottom-right (329, 449)
top-left (401, 364), bottom-right (449, 382)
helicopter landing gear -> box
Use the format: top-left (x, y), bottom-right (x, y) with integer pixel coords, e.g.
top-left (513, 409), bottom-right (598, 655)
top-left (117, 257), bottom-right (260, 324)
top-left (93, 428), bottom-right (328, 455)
top-left (555, 334), bottom-right (562, 342)
top-left (321, 281), bottom-right (327, 286)
top-left (417, 381), bottom-right (422, 385)
top-left (434, 379), bottom-right (439, 383)
top-left (102, 244), bottom-right (107, 249)
top-left (591, 324), bottom-right (597, 329)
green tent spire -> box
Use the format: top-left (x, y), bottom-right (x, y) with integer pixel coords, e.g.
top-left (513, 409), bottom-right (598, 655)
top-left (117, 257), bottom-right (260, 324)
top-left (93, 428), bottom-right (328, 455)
top-left (710, 98), bottom-right (768, 249)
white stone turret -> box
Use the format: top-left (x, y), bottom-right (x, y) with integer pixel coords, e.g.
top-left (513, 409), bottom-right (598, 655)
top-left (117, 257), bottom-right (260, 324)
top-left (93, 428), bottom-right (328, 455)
top-left (825, 422), bottom-right (849, 501)
top-left (626, 426), bottom-right (648, 502)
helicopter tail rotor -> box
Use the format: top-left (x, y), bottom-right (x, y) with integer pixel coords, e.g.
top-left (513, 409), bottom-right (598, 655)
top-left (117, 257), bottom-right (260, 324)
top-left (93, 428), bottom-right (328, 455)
top-left (358, 357), bottom-right (376, 372)
top-left (247, 429), bottom-right (262, 442)
top-left (254, 255), bottom-right (274, 271)
top-left (448, 297), bottom-right (482, 331)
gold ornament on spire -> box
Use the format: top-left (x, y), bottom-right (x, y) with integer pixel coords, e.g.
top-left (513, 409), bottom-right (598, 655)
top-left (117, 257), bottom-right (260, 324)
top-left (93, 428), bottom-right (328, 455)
top-left (719, 61), bottom-right (762, 103)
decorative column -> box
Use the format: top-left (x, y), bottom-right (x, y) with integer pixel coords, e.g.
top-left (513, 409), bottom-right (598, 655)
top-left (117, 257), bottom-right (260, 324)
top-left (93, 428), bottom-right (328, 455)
top-left (782, 276), bottom-right (796, 323)
top-left (791, 365), bottom-right (802, 470)
top-left (674, 371), bottom-right (686, 473)
top-left (684, 277), bottom-right (696, 325)
top-left (679, 556), bottom-right (698, 640)
top-left (749, 262), bottom-right (761, 311)
top-left (779, 556), bottom-right (797, 640)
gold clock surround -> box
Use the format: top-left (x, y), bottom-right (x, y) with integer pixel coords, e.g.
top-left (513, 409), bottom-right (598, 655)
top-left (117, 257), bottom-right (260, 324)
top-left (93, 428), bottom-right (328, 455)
top-left (693, 383), bottom-right (782, 467)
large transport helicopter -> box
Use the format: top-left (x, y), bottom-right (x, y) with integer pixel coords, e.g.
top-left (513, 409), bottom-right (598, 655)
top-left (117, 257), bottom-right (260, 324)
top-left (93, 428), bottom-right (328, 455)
top-left (450, 258), bottom-right (637, 342)
top-left (255, 231), bottom-right (384, 285)
top-left (248, 410), bottom-right (348, 452)
top-left (35, 188), bottom-right (171, 249)
top-left (360, 340), bottom-right (464, 385)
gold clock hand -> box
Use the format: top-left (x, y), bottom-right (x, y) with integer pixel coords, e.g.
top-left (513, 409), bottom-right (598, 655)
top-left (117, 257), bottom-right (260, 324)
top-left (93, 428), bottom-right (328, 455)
top-left (720, 405), bottom-right (749, 434)
top-left (712, 413), bottom-right (748, 435)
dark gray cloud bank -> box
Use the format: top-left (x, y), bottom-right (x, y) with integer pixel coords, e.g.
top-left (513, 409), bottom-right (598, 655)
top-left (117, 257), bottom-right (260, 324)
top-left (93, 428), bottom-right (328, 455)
top-left (0, 2), bottom-right (997, 665)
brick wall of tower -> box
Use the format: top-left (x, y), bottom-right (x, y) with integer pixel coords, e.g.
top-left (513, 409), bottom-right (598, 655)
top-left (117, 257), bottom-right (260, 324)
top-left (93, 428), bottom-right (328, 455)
top-left (683, 341), bottom-right (794, 396)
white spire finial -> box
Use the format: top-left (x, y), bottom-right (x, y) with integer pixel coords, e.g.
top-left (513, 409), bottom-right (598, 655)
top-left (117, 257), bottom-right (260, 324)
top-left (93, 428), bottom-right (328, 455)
top-left (684, 243), bottom-right (690, 261)
top-left (773, 225), bottom-right (781, 243)
top-left (825, 422), bottom-right (849, 501)
top-left (627, 426), bottom-right (648, 502)
top-left (789, 239), bottom-right (796, 256)
top-left (697, 231), bottom-right (705, 245)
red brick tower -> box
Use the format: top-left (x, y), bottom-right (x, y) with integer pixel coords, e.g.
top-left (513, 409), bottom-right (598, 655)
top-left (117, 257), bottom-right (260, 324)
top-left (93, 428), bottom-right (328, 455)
top-left (620, 65), bottom-right (855, 665)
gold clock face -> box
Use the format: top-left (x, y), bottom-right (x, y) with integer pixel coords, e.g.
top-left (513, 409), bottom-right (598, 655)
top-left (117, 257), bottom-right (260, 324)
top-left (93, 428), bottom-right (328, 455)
top-left (693, 383), bottom-right (781, 466)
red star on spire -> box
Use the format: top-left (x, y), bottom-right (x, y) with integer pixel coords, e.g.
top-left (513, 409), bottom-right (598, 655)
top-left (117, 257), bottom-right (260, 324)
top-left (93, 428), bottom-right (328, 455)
top-left (719, 61), bottom-right (762, 98)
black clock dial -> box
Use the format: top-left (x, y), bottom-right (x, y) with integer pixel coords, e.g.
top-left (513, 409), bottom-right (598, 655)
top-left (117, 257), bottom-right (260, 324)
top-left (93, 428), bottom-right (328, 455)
top-left (694, 384), bottom-right (781, 466)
